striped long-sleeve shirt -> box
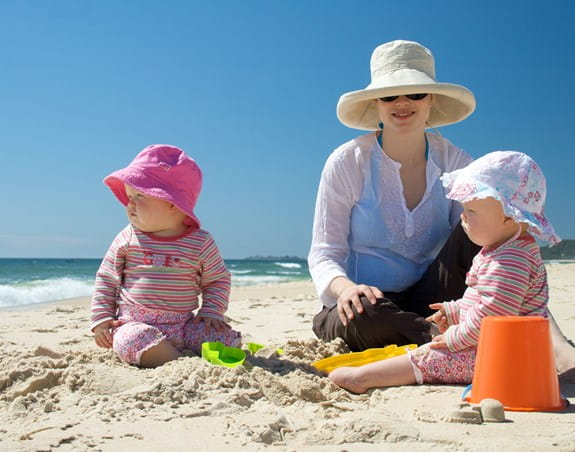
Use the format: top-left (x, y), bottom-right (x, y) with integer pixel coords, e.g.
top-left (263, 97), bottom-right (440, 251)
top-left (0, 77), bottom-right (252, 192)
top-left (90, 225), bottom-right (231, 330)
top-left (442, 234), bottom-right (548, 352)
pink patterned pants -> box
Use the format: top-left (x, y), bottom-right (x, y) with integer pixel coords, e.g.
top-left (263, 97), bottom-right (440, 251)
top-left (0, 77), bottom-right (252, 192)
top-left (112, 304), bottom-right (241, 366)
top-left (408, 343), bottom-right (476, 384)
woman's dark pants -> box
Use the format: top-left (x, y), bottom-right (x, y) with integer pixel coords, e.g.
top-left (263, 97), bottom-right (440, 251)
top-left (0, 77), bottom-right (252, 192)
top-left (312, 223), bottom-right (481, 351)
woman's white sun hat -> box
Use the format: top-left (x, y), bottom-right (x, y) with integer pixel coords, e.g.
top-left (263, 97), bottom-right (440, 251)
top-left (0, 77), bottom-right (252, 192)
top-left (337, 40), bottom-right (476, 130)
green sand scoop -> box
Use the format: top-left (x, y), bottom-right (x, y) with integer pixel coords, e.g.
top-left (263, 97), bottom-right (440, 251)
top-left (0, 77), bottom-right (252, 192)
top-left (201, 341), bottom-right (246, 368)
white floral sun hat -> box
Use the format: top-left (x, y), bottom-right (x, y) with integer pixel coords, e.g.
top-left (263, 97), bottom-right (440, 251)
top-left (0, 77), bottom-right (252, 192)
top-left (441, 151), bottom-right (560, 245)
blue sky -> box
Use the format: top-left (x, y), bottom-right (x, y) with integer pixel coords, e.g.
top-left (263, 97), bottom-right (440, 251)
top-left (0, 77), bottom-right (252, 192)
top-left (1, 1), bottom-right (574, 259)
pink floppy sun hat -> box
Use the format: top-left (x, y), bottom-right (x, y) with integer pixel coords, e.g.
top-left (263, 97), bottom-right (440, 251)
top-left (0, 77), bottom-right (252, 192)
top-left (104, 144), bottom-right (203, 229)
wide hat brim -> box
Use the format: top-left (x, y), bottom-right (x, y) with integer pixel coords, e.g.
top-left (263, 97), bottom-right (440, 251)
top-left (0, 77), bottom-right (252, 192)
top-left (337, 76), bottom-right (476, 130)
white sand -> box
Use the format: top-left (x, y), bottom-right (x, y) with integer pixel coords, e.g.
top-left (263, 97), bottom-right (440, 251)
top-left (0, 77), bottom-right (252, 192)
top-left (0, 264), bottom-right (574, 451)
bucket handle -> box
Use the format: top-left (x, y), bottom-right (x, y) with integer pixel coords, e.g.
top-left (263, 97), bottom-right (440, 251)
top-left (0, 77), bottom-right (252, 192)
top-left (461, 384), bottom-right (472, 401)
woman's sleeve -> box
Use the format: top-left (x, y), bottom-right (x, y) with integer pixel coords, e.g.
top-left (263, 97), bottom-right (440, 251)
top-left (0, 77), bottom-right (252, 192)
top-left (308, 148), bottom-right (362, 307)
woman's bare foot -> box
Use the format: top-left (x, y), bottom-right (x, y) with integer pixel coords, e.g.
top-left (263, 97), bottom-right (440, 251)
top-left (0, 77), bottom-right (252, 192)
top-left (328, 367), bottom-right (369, 394)
top-left (559, 368), bottom-right (575, 384)
top-left (550, 316), bottom-right (575, 378)
top-left (555, 350), bottom-right (575, 377)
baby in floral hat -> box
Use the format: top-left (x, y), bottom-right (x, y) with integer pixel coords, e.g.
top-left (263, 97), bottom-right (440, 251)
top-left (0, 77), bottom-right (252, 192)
top-left (90, 144), bottom-right (241, 368)
top-left (329, 151), bottom-right (559, 393)
top-left (441, 150), bottom-right (559, 247)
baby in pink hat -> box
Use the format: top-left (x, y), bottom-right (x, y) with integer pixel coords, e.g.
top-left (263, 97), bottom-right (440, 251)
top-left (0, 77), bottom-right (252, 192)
top-left (329, 151), bottom-right (559, 393)
top-left (90, 144), bottom-right (241, 368)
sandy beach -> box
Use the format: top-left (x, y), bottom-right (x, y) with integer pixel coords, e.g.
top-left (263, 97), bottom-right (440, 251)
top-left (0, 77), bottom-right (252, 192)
top-left (1, 263), bottom-right (574, 451)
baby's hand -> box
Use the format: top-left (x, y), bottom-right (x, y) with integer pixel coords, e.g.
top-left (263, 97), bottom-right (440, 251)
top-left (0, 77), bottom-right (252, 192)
top-left (193, 315), bottom-right (231, 333)
top-left (426, 303), bottom-right (448, 333)
top-left (428, 334), bottom-right (448, 349)
top-left (93, 320), bottom-right (122, 349)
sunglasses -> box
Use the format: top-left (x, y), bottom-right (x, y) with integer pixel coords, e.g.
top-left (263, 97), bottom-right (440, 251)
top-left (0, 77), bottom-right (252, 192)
top-left (379, 93), bottom-right (429, 102)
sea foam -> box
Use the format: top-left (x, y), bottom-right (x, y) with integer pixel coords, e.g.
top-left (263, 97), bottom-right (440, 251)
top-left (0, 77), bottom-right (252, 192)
top-left (274, 262), bottom-right (302, 269)
top-left (0, 278), bottom-right (94, 308)
top-left (231, 275), bottom-right (292, 286)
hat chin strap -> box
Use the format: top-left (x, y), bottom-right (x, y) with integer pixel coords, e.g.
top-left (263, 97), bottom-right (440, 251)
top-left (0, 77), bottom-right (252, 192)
top-left (499, 223), bottom-right (524, 250)
top-left (513, 223), bottom-right (524, 240)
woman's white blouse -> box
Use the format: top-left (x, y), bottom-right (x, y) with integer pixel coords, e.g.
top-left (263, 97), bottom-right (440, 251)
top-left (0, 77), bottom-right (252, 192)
top-left (308, 132), bottom-right (473, 308)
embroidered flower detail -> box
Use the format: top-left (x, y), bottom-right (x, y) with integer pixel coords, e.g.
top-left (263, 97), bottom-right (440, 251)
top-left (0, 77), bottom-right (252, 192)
top-left (519, 169), bottom-right (529, 188)
top-left (450, 182), bottom-right (477, 200)
top-left (534, 213), bottom-right (548, 226)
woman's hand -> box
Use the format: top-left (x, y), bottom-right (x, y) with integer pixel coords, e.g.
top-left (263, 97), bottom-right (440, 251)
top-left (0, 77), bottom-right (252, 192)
top-left (193, 315), bottom-right (231, 333)
top-left (426, 303), bottom-right (449, 333)
top-left (335, 283), bottom-right (384, 326)
top-left (93, 320), bottom-right (122, 349)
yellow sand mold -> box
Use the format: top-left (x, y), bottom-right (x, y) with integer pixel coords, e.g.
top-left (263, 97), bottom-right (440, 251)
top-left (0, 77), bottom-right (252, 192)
top-left (312, 344), bottom-right (417, 373)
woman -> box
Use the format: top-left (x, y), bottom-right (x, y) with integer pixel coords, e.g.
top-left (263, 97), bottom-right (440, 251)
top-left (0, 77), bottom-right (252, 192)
top-left (308, 40), bottom-right (575, 380)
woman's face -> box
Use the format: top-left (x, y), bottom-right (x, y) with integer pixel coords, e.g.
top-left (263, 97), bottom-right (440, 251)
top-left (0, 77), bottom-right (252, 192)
top-left (376, 94), bottom-right (433, 134)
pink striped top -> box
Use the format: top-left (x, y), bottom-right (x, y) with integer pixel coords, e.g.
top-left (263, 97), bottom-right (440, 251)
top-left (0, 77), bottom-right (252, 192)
top-left (90, 225), bottom-right (231, 330)
top-left (443, 234), bottom-right (549, 352)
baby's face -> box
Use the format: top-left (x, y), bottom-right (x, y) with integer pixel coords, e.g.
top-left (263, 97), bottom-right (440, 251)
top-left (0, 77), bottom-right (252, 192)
top-left (460, 197), bottom-right (517, 248)
top-left (124, 184), bottom-right (186, 236)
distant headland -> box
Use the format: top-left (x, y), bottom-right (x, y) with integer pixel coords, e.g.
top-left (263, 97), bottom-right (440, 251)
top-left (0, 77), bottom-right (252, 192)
top-left (242, 256), bottom-right (306, 262)
top-left (540, 239), bottom-right (575, 260)
top-left (239, 241), bottom-right (575, 262)
top-left (231, 240), bottom-right (575, 262)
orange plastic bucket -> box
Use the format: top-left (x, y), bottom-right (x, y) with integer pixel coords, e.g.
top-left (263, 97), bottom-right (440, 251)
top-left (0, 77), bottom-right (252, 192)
top-left (467, 316), bottom-right (567, 412)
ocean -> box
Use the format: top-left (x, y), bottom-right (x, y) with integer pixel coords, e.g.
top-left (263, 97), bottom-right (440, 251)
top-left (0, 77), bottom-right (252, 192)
top-left (0, 258), bottom-right (310, 309)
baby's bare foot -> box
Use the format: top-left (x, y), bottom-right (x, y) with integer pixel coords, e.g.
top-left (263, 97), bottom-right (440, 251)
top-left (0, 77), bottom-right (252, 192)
top-left (328, 367), bottom-right (368, 394)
